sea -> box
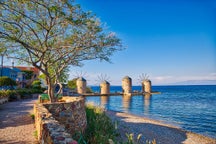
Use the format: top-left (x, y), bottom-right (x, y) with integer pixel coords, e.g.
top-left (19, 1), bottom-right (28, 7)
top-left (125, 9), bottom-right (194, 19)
top-left (85, 85), bottom-right (216, 139)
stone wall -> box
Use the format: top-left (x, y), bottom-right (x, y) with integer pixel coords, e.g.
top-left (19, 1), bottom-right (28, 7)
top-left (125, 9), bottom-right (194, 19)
top-left (34, 97), bottom-right (87, 144)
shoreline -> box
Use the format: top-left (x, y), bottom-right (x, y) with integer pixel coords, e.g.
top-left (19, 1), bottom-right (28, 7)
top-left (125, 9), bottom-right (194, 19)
top-left (105, 110), bottom-right (216, 144)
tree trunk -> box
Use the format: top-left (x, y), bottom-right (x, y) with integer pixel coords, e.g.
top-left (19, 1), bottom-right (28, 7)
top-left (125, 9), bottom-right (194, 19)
top-left (47, 78), bottom-right (56, 103)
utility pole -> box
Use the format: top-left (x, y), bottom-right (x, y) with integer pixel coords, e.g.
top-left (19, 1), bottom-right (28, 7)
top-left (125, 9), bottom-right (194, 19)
top-left (1, 54), bottom-right (3, 77)
top-left (0, 50), bottom-right (7, 77)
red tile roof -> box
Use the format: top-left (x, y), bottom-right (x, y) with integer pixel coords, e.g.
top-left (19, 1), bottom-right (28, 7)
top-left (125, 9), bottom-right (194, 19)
top-left (15, 66), bottom-right (40, 74)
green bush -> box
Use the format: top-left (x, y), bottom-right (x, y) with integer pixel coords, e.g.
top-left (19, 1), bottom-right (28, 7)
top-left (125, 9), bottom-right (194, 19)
top-left (0, 88), bottom-right (43, 100)
top-left (67, 78), bottom-right (77, 89)
top-left (31, 80), bottom-right (42, 89)
top-left (40, 93), bottom-right (62, 100)
top-left (73, 104), bottom-right (118, 144)
top-left (0, 90), bottom-right (17, 100)
top-left (0, 76), bottom-right (17, 87)
top-left (15, 88), bottom-right (43, 98)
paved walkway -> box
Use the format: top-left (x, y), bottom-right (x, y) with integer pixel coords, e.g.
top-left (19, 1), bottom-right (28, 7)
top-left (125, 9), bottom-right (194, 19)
top-left (0, 98), bottom-right (38, 144)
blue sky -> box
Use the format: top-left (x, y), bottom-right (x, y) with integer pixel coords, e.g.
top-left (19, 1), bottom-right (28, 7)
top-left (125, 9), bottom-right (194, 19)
top-left (69, 0), bottom-right (216, 85)
top-left (4, 0), bottom-right (216, 85)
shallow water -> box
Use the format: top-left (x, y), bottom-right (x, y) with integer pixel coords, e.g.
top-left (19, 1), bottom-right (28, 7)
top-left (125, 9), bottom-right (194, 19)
top-left (86, 85), bottom-right (216, 139)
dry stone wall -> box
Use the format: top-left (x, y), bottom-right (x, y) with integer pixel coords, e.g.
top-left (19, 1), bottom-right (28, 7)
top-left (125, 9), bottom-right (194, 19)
top-left (34, 97), bottom-right (86, 144)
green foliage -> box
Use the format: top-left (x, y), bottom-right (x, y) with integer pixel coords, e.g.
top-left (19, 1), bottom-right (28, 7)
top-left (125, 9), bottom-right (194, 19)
top-left (30, 113), bottom-right (35, 120)
top-left (86, 86), bottom-right (93, 93)
top-left (39, 93), bottom-right (62, 100)
top-left (0, 90), bottom-right (16, 98)
top-left (74, 104), bottom-right (118, 144)
top-left (33, 130), bottom-right (38, 139)
top-left (22, 70), bottom-right (34, 80)
top-left (0, 0), bottom-right (123, 102)
top-left (31, 80), bottom-right (41, 89)
top-left (32, 80), bottom-right (41, 86)
top-left (0, 88), bottom-right (43, 100)
top-left (0, 76), bottom-right (17, 87)
top-left (71, 104), bottom-right (157, 144)
top-left (16, 88), bottom-right (43, 98)
top-left (125, 133), bottom-right (143, 144)
top-left (67, 78), bottom-right (77, 89)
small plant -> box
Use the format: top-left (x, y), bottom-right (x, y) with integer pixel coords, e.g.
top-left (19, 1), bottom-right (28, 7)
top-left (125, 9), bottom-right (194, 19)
top-left (125, 133), bottom-right (142, 144)
top-left (33, 130), bottom-right (38, 139)
top-left (73, 104), bottom-right (118, 144)
top-left (74, 103), bottom-right (157, 144)
top-left (146, 139), bottom-right (156, 144)
top-left (73, 132), bottom-right (87, 144)
top-left (31, 80), bottom-right (42, 89)
top-left (30, 114), bottom-right (35, 120)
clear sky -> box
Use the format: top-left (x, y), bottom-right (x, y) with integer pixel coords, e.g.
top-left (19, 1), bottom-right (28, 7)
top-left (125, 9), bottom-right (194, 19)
top-left (69, 0), bottom-right (216, 85)
top-left (4, 0), bottom-right (216, 85)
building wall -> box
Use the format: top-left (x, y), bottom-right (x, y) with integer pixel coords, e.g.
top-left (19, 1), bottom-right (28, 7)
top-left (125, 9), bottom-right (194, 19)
top-left (1, 67), bottom-right (21, 81)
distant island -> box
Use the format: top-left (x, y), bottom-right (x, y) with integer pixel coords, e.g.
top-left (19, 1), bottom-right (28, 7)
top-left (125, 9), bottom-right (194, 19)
top-left (171, 80), bottom-right (216, 85)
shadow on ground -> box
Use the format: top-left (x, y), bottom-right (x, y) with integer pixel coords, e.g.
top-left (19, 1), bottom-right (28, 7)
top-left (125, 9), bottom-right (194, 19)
top-left (0, 98), bottom-right (36, 129)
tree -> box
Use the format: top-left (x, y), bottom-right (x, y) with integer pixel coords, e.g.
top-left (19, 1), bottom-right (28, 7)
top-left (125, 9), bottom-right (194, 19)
top-left (0, 0), bottom-right (123, 102)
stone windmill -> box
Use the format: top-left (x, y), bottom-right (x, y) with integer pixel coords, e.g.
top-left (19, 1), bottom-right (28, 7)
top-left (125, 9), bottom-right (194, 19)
top-left (139, 73), bottom-right (152, 93)
top-left (122, 76), bottom-right (132, 95)
top-left (97, 74), bottom-right (110, 95)
top-left (74, 71), bottom-right (87, 94)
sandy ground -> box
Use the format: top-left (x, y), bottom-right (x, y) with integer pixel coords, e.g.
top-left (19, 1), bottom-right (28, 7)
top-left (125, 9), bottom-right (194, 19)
top-left (106, 111), bottom-right (216, 144)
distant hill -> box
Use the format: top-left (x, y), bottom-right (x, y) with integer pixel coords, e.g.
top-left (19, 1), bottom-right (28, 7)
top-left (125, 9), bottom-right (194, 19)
top-left (172, 80), bottom-right (216, 85)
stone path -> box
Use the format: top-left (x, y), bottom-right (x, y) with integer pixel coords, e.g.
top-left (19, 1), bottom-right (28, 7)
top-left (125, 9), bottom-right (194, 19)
top-left (0, 98), bottom-right (38, 144)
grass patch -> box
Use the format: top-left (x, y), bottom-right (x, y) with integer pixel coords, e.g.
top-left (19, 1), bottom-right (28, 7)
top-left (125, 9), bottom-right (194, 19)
top-left (33, 130), bottom-right (38, 139)
top-left (30, 113), bottom-right (35, 120)
top-left (73, 104), bottom-right (118, 144)
top-left (73, 104), bottom-right (157, 144)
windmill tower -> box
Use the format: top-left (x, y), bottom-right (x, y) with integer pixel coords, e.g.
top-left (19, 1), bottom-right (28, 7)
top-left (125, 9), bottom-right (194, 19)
top-left (98, 74), bottom-right (110, 95)
top-left (75, 72), bottom-right (87, 94)
top-left (122, 76), bottom-right (132, 95)
top-left (139, 73), bottom-right (152, 93)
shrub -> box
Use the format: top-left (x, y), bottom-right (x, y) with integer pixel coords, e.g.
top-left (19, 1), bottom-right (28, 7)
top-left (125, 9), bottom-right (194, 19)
top-left (67, 78), bottom-right (77, 89)
top-left (0, 90), bottom-right (17, 101)
top-left (40, 93), bottom-right (62, 100)
top-left (31, 80), bottom-right (42, 89)
top-left (0, 76), bottom-right (17, 88)
top-left (73, 104), bottom-right (118, 144)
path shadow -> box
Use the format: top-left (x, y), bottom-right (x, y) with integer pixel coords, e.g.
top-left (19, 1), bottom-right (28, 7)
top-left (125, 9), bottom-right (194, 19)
top-left (0, 99), bottom-right (36, 129)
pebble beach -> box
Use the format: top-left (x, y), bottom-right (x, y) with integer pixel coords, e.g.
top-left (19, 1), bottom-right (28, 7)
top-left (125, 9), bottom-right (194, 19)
top-left (106, 110), bottom-right (216, 144)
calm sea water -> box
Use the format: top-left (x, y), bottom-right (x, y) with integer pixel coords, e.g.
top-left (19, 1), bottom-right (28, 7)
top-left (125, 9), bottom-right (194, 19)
top-left (86, 85), bottom-right (216, 139)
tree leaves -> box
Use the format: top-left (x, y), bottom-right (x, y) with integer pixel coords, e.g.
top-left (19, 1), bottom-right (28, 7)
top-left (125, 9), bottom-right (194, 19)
top-left (0, 0), bottom-right (123, 102)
